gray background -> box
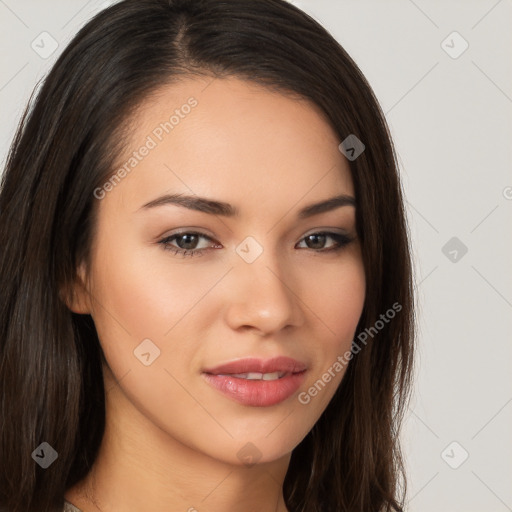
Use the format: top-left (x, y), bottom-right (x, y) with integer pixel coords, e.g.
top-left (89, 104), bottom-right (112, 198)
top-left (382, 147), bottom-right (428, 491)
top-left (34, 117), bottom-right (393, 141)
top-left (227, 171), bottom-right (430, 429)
top-left (1, 1), bottom-right (511, 510)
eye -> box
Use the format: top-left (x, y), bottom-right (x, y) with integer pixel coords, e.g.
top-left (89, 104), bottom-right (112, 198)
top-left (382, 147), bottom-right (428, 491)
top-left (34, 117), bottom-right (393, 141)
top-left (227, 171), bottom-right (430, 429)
top-left (296, 232), bottom-right (354, 252)
top-left (158, 231), bottom-right (219, 257)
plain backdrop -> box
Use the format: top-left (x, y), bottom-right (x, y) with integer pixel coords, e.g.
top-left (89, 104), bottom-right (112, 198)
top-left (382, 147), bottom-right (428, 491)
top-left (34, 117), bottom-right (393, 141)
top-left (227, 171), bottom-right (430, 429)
top-left (1, 1), bottom-right (511, 511)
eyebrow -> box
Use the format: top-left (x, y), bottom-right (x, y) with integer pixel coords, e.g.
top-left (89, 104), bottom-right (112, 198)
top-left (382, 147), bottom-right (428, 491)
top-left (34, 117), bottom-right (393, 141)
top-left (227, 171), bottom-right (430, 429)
top-left (138, 193), bottom-right (355, 218)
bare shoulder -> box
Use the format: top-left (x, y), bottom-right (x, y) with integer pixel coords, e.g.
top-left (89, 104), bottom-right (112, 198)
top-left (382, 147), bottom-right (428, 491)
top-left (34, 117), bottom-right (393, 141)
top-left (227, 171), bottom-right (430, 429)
top-left (63, 500), bottom-right (83, 512)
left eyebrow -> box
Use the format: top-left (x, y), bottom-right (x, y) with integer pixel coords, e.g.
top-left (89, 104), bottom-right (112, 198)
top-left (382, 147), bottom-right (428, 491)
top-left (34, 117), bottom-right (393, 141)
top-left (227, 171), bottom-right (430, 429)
top-left (137, 193), bottom-right (356, 218)
top-left (297, 194), bottom-right (356, 218)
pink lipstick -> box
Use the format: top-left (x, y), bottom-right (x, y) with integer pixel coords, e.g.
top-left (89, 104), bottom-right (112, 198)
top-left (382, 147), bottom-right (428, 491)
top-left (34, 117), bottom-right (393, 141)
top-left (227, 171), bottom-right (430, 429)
top-left (202, 356), bottom-right (307, 407)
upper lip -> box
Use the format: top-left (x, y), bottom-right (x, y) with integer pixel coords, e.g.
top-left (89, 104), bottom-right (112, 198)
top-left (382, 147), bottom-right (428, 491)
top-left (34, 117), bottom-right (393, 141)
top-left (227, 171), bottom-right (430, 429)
top-left (202, 356), bottom-right (307, 375)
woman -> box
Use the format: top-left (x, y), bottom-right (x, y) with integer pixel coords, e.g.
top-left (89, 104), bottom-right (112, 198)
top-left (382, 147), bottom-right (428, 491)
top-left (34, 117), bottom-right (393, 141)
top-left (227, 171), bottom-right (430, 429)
top-left (0, 0), bottom-right (415, 511)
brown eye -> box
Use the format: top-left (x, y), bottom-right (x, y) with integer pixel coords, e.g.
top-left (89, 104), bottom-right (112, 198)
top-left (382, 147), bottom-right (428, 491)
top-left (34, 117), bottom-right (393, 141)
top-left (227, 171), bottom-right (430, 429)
top-left (297, 232), bottom-right (353, 252)
top-left (158, 231), bottom-right (218, 257)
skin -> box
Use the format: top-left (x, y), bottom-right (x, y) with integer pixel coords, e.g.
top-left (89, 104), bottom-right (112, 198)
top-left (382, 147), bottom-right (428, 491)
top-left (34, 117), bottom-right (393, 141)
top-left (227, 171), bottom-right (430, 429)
top-left (64, 76), bottom-right (366, 512)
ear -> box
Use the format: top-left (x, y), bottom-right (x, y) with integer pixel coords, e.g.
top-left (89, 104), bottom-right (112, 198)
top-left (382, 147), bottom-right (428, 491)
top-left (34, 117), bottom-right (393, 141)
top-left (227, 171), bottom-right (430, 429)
top-left (60, 261), bottom-right (93, 315)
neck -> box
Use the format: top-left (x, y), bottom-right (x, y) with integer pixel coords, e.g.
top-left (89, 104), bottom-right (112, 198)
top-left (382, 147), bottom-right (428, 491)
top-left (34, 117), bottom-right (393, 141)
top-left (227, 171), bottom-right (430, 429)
top-left (66, 367), bottom-right (290, 512)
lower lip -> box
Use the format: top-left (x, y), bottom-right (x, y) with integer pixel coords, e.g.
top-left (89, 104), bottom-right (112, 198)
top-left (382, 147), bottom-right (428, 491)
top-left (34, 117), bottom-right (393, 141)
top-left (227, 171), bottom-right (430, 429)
top-left (202, 371), bottom-right (307, 407)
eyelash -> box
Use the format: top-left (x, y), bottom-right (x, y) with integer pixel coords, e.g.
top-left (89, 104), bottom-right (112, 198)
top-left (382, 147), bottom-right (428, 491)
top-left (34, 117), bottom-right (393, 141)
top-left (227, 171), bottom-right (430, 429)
top-left (158, 231), bottom-right (354, 258)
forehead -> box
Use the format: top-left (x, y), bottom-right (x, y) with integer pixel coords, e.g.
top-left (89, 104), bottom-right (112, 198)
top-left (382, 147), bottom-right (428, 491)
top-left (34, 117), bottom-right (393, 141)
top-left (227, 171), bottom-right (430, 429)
top-left (103, 76), bottom-right (354, 215)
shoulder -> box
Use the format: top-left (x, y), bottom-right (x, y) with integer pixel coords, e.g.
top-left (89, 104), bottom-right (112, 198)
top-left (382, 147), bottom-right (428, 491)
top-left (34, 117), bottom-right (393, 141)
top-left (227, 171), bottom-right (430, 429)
top-left (63, 500), bottom-right (83, 512)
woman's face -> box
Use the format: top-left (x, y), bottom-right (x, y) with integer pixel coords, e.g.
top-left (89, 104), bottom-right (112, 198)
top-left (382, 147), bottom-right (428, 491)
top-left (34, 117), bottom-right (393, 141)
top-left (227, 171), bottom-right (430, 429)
top-left (75, 77), bottom-right (365, 466)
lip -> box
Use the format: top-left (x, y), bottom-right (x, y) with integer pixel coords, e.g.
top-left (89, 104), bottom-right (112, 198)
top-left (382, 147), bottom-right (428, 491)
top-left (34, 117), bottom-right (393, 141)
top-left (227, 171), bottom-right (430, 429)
top-left (202, 357), bottom-right (307, 407)
top-left (202, 356), bottom-right (307, 375)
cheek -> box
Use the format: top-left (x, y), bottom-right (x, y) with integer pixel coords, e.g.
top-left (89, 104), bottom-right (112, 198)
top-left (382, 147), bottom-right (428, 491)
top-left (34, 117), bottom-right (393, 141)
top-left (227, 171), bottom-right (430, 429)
top-left (298, 251), bottom-right (365, 407)
top-left (87, 235), bottom-right (228, 386)
top-left (89, 237), bottom-right (219, 339)
top-left (307, 251), bottom-right (366, 348)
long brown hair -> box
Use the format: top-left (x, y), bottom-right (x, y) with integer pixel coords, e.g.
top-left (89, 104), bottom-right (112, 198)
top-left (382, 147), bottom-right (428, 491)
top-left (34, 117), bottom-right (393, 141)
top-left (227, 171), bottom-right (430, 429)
top-left (0, 1), bottom-right (415, 510)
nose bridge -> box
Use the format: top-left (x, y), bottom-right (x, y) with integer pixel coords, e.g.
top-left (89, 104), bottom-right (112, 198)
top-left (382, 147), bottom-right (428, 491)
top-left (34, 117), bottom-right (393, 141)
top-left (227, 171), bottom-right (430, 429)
top-left (225, 236), bottom-right (302, 333)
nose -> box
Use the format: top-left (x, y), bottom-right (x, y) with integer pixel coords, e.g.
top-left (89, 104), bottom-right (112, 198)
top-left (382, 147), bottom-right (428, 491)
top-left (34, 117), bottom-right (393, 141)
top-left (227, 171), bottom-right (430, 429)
top-left (223, 251), bottom-right (304, 336)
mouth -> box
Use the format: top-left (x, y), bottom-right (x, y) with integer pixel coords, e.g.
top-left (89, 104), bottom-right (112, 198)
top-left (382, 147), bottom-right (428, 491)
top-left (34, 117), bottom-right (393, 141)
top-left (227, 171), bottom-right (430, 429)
top-left (201, 356), bottom-right (307, 407)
